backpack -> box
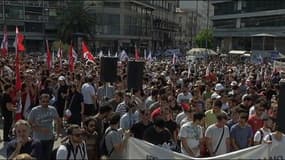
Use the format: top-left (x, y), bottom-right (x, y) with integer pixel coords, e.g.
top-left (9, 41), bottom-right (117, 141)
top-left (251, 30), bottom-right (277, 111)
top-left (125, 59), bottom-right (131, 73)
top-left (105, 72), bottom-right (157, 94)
top-left (258, 129), bottom-right (264, 144)
top-left (51, 141), bottom-right (86, 160)
top-left (99, 128), bottom-right (117, 157)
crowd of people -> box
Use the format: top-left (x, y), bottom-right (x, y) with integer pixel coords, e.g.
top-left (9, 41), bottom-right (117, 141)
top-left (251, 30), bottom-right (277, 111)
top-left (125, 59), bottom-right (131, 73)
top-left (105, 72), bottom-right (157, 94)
top-left (0, 53), bottom-right (285, 160)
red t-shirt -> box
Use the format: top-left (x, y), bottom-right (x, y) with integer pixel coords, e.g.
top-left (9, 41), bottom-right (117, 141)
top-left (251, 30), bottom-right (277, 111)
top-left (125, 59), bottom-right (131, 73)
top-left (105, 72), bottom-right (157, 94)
top-left (248, 115), bottom-right (263, 134)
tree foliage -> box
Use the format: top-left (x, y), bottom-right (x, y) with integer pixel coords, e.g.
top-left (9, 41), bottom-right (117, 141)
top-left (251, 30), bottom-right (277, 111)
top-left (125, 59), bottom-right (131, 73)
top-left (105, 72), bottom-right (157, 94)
top-left (195, 29), bottom-right (214, 49)
top-left (57, 0), bottom-right (95, 43)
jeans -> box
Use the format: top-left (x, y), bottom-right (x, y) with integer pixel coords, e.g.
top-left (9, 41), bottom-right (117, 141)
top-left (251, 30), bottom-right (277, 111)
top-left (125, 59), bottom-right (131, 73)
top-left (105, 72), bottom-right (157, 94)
top-left (40, 139), bottom-right (54, 160)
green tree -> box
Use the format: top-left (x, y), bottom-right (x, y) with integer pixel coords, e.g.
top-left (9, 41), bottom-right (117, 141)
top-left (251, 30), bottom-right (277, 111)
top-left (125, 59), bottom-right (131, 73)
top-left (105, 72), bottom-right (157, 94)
top-left (57, 0), bottom-right (95, 43)
top-left (195, 29), bottom-right (214, 49)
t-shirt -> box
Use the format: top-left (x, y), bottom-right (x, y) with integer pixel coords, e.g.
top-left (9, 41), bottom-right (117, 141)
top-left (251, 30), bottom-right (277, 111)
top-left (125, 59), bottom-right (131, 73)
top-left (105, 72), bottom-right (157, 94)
top-left (254, 128), bottom-right (271, 144)
top-left (177, 92), bottom-right (192, 104)
top-left (176, 111), bottom-right (186, 126)
top-left (230, 124), bottom-right (253, 150)
top-left (205, 110), bottom-right (227, 128)
top-left (105, 127), bottom-right (123, 159)
top-left (97, 85), bottom-right (115, 101)
top-left (248, 115), bottom-right (263, 134)
top-left (81, 83), bottom-right (96, 104)
top-left (6, 139), bottom-right (42, 160)
top-left (56, 141), bottom-right (88, 160)
top-left (131, 122), bottom-right (153, 139)
top-left (178, 122), bottom-right (203, 157)
top-left (205, 124), bottom-right (230, 156)
top-left (28, 105), bottom-right (59, 140)
top-left (143, 125), bottom-right (171, 146)
top-left (120, 112), bottom-right (138, 130)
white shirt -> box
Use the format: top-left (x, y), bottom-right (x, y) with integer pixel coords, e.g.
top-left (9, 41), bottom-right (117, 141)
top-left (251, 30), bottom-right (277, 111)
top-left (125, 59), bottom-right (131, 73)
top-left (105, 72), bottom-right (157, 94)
top-left (176, 111), bottom-right (186, 126)
top-left (81, 83), bottom-right (96, 104)
top-left (205, 124), bottom-right (230, 156)
top-left (179, 122), bottom-right (203, 157)
top-left (56, 142), bottom-right (88, 160)
top-left (177, 92), bottom-right (192, 104)
top-left (120, 112), bottom-right (138, 130)
top-left (254, 128), bottom-right (271, 144)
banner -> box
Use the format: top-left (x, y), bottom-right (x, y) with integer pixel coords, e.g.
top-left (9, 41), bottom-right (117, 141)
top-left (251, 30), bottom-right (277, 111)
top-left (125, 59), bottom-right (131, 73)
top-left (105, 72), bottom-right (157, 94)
top-left (123, 137), bottom-right (285, 159)
top-left (274, 60), bottom-right (285, 72)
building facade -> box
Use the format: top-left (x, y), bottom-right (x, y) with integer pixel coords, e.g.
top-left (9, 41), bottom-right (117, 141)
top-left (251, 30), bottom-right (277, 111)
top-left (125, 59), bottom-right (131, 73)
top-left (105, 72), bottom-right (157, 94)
top-left (177, 0), bottom-right (213, 48)
top-left (212, 0), bottom-right (285, 54)
top-left (0, 0), bottom-right (179, 54)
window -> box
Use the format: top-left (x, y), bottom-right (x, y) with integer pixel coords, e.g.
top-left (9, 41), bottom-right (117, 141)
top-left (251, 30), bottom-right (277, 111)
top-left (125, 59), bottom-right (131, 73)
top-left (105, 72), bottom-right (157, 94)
top-left (241, 15), bottom-right (285, 27)
top-left (213, 19), bottom-right (236, 29)
top-left (5, 6), bottom-right (24, 19)
top-left (25, 22), bottom-right (43, 32)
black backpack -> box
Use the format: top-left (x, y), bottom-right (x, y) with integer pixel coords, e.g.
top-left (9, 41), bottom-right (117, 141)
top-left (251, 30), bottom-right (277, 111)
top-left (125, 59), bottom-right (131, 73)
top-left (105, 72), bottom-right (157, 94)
top-left (99, 128), bottom-right (117, 157)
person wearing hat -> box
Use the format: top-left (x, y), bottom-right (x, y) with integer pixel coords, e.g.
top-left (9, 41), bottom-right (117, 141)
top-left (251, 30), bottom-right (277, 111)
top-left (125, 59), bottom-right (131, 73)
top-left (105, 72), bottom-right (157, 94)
top-left (253, 116), bottom-right (274, 145)
top-left (237, 94), bottom-right (253, 115)
top-left (180, 103), bottom-right (195, 126)
top-left (210, 83), bottom-right (224, 101)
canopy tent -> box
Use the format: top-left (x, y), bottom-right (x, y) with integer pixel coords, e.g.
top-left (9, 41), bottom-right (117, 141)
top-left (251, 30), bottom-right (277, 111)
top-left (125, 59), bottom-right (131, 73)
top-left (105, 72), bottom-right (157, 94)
top-left (228, 50), bottom-right (250, 55)
top-left (186, 48), bottom-right (218, 58)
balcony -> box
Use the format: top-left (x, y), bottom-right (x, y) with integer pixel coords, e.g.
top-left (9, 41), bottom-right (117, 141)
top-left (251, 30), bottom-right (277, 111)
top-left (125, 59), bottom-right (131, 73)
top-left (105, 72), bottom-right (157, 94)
top-left (5, 1), bottom-right (23, 6)
top-left (25, 15), bottom-right (48, 22)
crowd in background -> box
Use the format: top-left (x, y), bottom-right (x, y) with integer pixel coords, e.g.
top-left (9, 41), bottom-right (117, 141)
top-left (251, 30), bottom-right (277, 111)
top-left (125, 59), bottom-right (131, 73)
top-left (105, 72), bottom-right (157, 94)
top-left (0, 53), bottom-right (284, 160)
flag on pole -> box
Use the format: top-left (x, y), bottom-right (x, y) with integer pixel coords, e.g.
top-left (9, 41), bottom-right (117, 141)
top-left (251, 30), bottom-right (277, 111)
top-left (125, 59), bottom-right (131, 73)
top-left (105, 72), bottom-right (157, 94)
top-left (172, 52), bottom-right (177, 65)
top-left (115, 52), bottom-right (118, 57)
top-left (135, 45), bottom-right (140, 60)
top-left (81, 41), bottom-right (95, 63)
top-left (69, 43), bottom-right (77, 72)
top-left (205, 62), bottom-right (212, 77)
top-left (15, 49), bottom-right (22, 91)
top-left (188, 63), bottom-right (192, 78)
top-left (144, 49), bottom-right (147, 60)
top-left (1, 26), bottom-right (8, 57)
top-left (14, 26), bottom-right (25, 52)
top-left (57, 42), bottom-right (63, 69)
top-left (120, 50), bottom-right (129, 61)
top-left (46, 40), bottom-right (52, 70)
top-left (108, 49), bottom-right (111, 57)
top-left (147, 50), bottom-right (152, 62)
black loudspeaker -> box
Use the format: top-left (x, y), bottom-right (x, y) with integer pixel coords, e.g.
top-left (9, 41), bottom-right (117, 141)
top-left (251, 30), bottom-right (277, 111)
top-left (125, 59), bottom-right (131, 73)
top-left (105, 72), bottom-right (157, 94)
top-left (100, 57), bottom-right (118, 82)
top-left (127, 61), bottom-right (144, 90)
top-left (277, 79), bottom-right (285, 133)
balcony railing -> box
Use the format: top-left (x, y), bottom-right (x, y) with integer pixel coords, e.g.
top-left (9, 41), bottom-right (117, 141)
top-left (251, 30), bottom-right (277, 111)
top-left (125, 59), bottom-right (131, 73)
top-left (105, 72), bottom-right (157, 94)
top-left (25, 15), bottom-right (48, 22)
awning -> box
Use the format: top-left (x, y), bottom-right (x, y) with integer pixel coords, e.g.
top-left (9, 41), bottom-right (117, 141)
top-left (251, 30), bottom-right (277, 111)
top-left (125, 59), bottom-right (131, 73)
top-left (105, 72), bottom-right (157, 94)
top-left (229, 50), bottom-right (248, 55)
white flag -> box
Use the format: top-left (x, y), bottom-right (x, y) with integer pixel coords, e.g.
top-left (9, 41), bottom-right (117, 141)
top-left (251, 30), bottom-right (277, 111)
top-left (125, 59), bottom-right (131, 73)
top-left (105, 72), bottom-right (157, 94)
top-left (108, 49), bottom-right (111, 57)
top-left (99, 50), bottom-right (103, 58)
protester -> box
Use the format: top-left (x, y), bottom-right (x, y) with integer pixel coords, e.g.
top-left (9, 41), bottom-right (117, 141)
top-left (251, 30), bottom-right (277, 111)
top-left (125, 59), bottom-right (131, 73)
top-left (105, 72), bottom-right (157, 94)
top-left (254, 116), bottom-right (274, 145)
top-left (104, 112), bottom-right (131, 159)
top-left (7, 120), bottom-right (41, 159)
top-left (230, 113), bottom-right (253, 151)
top-left (56, 124), bottom-right (88, 160)
top-left (131, 109), bottom-right (152, 139)
top-left (83, 117), bottom-right (99, 160)
top-left (205, 113), bottom-right (230, 156)
top-left (81, 75), bottom-right (97, 116)
top-left (28, 93), bottom-right (61, 160)
top-left (179, 112), bottom-right (205, 157)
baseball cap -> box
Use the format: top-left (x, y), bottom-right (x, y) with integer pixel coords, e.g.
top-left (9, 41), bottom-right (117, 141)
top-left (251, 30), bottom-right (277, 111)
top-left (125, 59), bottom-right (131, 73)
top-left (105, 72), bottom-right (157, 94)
top-left (58, 76), bottom-right (65, 81)
top-left (215, 83), bottom-right (224, 91)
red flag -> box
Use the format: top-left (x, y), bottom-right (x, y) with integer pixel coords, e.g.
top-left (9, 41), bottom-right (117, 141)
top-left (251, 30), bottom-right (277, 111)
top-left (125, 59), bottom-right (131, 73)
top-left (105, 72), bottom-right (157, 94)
top-left (46, 40), bottom-right (52, 70)
top-left (15, 52), bottom-right (22, 91)
top-left (82, 41), bottom-right (95, 63)
top-left (57, 42), bottom-right (63, 69)
top-left (1, 26), bottom-right (8, 57)
top-left (14, 27), bottom-right (25, 52)
top-left (69, 43), bottom-right (77, 72)
top-left (135, 45), bottom-right (140, 60)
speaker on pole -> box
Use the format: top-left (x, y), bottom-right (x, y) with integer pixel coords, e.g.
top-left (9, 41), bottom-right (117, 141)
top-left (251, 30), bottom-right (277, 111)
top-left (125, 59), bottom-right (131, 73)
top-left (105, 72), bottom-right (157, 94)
top-left (127, 61), bottom-right (144, 90)
top-left (277, 77), bottom-right (285, 133)
top-left (100, 57), bottom-right (118, 82)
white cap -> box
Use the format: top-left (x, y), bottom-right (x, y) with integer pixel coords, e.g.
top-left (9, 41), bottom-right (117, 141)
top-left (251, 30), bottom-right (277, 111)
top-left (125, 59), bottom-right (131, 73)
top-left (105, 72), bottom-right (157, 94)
top-left (211, 92), bottom-right (221, 99)
top-left (230, 81), bottom-right (238, 86)
top-left (215, 83), bottom-right (224, 91)
top-left (58, 76), bottom-right (65, 81)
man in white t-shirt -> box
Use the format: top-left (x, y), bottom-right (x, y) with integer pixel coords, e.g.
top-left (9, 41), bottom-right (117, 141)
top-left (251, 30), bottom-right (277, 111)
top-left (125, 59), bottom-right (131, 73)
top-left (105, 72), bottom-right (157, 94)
top-left (81, 75), bottom-right (97, 116)
top-left (176, 85), bottom-right (192, 105)
top-left (254, 116), bottom-right (273, 145)
top-left (179, 112), bottom-right (205, 157)
top-left (205, 113), bottom-right (230, 156)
